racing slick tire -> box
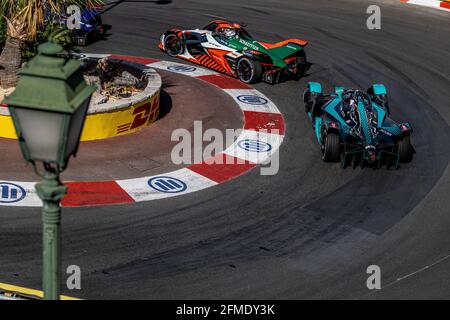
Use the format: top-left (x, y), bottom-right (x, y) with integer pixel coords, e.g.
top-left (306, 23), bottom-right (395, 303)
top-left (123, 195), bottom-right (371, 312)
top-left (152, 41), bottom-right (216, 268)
top-left (303, 86), bottom-right (323, 119)
top-left (237, 57), bottom-right (263, 84)
top-left (397, 136), bottom-right (413, 163)
top-left (303, 87), bottom-right (320, 113)
top-left (163, 32), bottom-right (185, 57)
top-left (303, 88), bottom-right (313, 112)
top-left (321, 130), bottom-right (341, 162)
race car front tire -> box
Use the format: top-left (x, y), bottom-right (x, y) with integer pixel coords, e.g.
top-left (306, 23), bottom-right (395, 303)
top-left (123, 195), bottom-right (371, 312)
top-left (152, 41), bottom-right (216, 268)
top-left (397, 136), bottom-right (413, 163)
top-left (303, 86), bottom-right (323, 114)
top-left (321, 131), bottom-right (341, 162)
top-left (163, 33), bottom-right (185, 57)
top-left (303, 88), bottom-right (313, 113)
top-left (237, 57), bottom-right (263, 84)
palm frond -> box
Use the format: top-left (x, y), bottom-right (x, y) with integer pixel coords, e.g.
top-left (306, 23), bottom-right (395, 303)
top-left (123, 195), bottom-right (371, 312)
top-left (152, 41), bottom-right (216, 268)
top-left (1, 0), bottom-right (104, 40)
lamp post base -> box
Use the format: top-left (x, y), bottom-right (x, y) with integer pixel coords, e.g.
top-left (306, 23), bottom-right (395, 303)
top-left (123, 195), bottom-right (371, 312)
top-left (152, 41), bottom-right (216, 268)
top-left (35, 170), bottom-right (67, 300)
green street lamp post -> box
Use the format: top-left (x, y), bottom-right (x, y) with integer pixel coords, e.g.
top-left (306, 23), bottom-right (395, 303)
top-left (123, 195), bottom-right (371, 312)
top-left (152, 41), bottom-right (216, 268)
top-left (3, 42), bottom-right (95, 300)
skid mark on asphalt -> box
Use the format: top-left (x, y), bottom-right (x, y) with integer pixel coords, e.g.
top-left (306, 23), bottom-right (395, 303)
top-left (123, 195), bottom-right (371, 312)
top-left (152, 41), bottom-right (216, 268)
top-left (203, 13), bottom-right (228, 20)
top-left (365, 51), bottom-right (431, 99)
top-left (242, 6), bottom-right (270, 15)
top-left (312, 26), bottom-right (342, 41)
top-left (86, 204), bottom-right (378, 281)
top-left (372, 47), bottom-right (450, 86)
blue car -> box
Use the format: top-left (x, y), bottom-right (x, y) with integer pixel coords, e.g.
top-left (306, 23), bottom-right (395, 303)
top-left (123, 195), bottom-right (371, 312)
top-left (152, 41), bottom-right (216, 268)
top-left (46, 6), bottom-right (107, 46)
top-left (74, 8), bottom-right (107, 46)
top-left (303, 82), bottom-right (414, 168)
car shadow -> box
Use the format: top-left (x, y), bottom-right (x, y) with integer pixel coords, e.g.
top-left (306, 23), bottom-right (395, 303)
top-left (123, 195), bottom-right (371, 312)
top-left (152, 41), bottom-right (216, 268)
top-left (157, 88), bottom-right (173, 121)
top-left (303, 61), bottom-right (314, 78)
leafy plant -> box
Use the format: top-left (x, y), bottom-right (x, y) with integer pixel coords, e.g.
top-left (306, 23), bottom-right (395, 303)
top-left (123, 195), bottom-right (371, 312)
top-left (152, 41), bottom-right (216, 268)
top-left (0, 0), bottom-right (103, 41)
top-left (0, 0), bottom-right (103, 87)
top-left (22, 23), bottom-right (76, 60)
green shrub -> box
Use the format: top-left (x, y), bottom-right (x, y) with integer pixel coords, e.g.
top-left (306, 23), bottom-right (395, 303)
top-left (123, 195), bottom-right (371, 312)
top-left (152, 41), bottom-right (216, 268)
top-left (22, 23), bottom-right (76, 60)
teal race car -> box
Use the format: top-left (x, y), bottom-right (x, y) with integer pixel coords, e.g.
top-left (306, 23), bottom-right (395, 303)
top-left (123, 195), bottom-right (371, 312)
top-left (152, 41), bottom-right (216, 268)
top-left (159, 20), bottom-right (308, 84)
top-left (303, 82), bottom-right (414, 169)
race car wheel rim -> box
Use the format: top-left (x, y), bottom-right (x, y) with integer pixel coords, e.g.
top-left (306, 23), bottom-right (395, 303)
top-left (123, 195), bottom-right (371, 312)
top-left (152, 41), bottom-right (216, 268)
top-left (165, 34), bottom-right (183, 56)
top-left (237, 59), bottom-right (253, 83)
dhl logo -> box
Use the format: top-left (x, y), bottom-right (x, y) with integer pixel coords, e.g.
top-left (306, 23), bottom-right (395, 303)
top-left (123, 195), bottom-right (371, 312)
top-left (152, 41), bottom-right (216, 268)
top-left (117, 96), bottom-right (160, 134)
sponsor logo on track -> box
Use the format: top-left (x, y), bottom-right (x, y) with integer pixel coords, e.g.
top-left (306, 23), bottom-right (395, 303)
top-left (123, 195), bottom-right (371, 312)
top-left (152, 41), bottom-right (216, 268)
top-left (238, 139), bottom-right (272, 153)
top-left (167, 65), bottom-right (197, 72)
top-left (148, 176), bottom-right (188, 193)
top-left (0, 182), bottom-right (26, 203)
top-left (237, 95), bottom-right (268, 105)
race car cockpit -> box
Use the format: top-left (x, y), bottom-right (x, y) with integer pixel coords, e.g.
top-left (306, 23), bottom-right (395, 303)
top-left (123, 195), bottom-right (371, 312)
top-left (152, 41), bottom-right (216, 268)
top-left (340, 90), bottom-right (378, 135)
top-left (342, 90), bottom-right (371, 108)
top-left (205, 20), bottom-right (253, 41)
top-left (217, 27), bottom-right (237, 39)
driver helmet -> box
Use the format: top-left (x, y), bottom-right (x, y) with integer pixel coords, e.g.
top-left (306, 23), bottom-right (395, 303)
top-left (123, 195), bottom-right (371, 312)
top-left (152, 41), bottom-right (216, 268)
top-left (220, 27), bottom-right (236, 38)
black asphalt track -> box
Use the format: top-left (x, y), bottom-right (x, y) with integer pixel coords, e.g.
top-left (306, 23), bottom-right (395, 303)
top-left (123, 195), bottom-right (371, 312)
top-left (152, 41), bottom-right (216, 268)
top-left (1, 0), bottom-right (449, 299)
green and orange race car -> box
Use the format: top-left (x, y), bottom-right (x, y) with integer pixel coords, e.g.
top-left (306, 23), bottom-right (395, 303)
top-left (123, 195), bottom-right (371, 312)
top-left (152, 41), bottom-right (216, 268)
top-left (159, 20), bottom-right (308, 84)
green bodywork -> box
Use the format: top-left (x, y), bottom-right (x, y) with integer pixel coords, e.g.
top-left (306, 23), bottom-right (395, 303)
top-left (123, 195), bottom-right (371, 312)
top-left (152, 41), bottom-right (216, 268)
top-left (214, 34), bottom-right (305, 68)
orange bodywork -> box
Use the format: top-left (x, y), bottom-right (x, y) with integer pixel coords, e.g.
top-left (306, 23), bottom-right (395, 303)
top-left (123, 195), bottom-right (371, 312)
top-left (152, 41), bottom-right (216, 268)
top-left (211, 20), bottom-right (244, 31)
top-left (167, 51), bottom-right (232, 76)
top-left (259, 38), bottom-right (308, 49)
top-left (203, 48), bottom-right (234, 75)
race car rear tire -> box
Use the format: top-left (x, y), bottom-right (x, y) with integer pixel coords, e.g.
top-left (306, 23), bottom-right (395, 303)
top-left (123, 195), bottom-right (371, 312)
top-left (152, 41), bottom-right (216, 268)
top-left (164, 33), bottom-right (185, 57)
top-left (321, 131), bottom-right (341, 162)
top-left (293, 50), bottom-right (307, 80)
top-left (237, 57), bottom-right (263, 84)
top-left (397, 136), bottom-right (413, 163)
